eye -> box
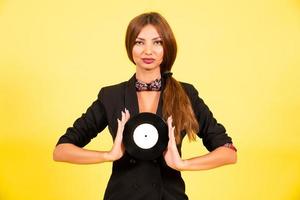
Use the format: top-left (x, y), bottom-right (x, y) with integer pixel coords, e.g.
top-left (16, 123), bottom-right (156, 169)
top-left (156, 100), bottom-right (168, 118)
top-left (154, 40), bottom-right (163, 45)
top-left (135, 41), bottom-right (143, 45)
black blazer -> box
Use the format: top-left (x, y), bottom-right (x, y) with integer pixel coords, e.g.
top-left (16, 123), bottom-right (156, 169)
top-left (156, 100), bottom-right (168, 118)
top-left (56, 73), bottom-right (234, 200)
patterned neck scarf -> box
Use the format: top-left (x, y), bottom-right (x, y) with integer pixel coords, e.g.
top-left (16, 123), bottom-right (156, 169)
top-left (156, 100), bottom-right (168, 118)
top-left (135, 78), bottom-right (162, 92)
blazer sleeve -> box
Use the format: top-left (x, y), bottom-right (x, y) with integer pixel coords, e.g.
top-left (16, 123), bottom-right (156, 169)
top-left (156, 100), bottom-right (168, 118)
top-left (55, 88), bottom-right (108, 147)
top-left (189, 84), bottom-right (233, 152)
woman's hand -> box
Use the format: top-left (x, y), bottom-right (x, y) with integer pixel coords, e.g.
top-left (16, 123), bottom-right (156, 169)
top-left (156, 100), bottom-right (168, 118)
top-left (106, 108), bottom-right (130, 161)
top-left (163, 116), bottom-right (187, 171)
top-left (163, 116), bottom-right (237, 171)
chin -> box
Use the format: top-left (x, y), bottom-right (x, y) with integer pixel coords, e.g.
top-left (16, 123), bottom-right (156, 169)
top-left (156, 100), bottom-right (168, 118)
top-left (138, 63), bottom-right (160, 71)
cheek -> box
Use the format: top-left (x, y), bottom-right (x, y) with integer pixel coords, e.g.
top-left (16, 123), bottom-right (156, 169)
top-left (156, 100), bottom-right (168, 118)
top-left (156, 47), bottom-right (164, 59)
top-left (132, 46), bottom-right (143, 53)
top-left (132, 47), bottom-right (142, 60)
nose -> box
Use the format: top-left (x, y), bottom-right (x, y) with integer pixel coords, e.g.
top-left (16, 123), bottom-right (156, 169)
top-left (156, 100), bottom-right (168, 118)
top-left (144, 43), bottom-right (153, 55)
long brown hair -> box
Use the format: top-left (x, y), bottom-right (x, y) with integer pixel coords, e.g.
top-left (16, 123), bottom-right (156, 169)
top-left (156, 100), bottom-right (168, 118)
top-left (125, 12), bottom-right (199, 144)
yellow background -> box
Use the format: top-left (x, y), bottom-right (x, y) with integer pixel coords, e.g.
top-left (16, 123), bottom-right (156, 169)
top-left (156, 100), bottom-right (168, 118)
top-left (1, 0), bottom-right (299, 199)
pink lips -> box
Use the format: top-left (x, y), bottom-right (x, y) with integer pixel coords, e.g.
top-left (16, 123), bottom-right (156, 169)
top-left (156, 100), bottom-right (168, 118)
top-left (142, 58), bottom-right (155, 64)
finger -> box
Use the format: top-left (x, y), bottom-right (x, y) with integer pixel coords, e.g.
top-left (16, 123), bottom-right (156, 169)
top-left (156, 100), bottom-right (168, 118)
top-left (116, 118), bottom-right (121, 136)
top-left (170, 126), bottom-right (175, 140)
top-left (167, 115), bottom-right (172, 122)
top-left (167, 116), bottom-right (173, 138)
top-left (168, 126), bottom-right (175, 141)
top-left (121, 111), bottom-right (125, 122)
top-left (167, 116), bottom-right (171, 127)
top-left (124, 108), bottom-right (130, 122)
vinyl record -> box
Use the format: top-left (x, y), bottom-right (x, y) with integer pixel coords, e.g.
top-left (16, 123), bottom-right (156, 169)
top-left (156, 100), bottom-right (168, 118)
top-left (123, 112), bottom-right (168, 160)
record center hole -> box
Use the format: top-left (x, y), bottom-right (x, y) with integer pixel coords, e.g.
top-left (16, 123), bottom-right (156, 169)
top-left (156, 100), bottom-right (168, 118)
top-left (145, 134), bottom-right (147, 137)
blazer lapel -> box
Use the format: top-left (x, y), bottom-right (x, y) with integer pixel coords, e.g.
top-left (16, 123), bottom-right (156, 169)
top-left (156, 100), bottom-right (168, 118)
top-left (124, 73), bottom-right (139, 117)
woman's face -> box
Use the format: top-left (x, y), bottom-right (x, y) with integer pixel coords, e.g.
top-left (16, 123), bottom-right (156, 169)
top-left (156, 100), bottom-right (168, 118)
top-left (132, 24), bottom-right (164, 72)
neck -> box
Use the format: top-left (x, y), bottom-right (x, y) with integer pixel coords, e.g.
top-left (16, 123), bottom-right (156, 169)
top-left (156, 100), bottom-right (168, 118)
top-left (135, 67), bottom-right (161, 83)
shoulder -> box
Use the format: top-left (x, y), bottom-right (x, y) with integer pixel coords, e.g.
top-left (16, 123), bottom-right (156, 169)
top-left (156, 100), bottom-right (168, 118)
top-left (179, 81), bottom-right (199, 97)
top-left (97, 81), bottom-right (127, 101)
top-left (178, 81), bottom-right (204, 109)
top-left (100, 81), bottom-right (127, 93)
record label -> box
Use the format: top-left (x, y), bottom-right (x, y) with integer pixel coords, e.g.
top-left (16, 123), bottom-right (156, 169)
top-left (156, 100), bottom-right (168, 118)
top-left (133, 123), bottom-right (158, 149)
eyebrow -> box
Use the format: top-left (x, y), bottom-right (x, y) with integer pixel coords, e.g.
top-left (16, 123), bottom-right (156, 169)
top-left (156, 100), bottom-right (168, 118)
top-left (136, 37), bottom-right (162, 41)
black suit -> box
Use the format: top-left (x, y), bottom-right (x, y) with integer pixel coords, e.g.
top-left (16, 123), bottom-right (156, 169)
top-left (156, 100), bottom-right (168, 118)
top-left (56, 73), bottom-right (234, 200)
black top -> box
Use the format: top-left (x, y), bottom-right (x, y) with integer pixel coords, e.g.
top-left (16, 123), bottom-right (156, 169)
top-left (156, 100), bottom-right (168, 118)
top-left (56, 73), bottom-right (234, 200)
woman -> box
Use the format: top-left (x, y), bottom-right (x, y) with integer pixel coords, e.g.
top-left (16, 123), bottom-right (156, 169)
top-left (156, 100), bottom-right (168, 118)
top-left (53, 12), bottom-right (237, 200)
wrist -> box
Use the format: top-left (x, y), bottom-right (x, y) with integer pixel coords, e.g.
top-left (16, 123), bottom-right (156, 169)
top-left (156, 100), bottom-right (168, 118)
top-left (103, 151), bottom-right (114, 162)
top-left (179, 159), bottom-right (189, 171)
